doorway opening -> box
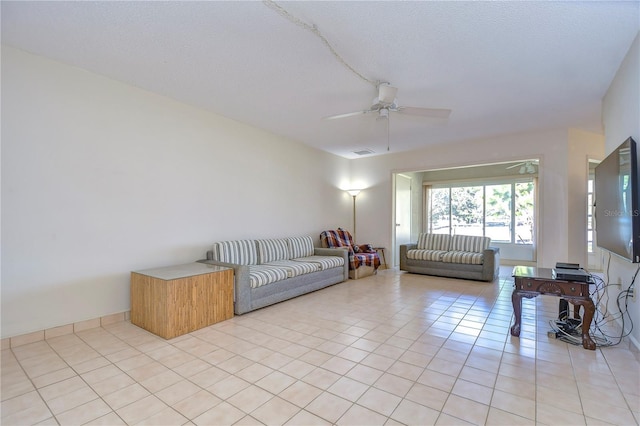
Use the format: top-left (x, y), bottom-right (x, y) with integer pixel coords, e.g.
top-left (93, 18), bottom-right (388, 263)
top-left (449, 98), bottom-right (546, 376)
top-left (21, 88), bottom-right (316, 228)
top-left (392, 160), bottom-right (539, 266)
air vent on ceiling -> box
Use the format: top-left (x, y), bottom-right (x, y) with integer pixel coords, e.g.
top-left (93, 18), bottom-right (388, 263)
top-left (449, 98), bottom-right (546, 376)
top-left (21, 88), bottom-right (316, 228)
top-left (353, 149), bottom-right (374, 156)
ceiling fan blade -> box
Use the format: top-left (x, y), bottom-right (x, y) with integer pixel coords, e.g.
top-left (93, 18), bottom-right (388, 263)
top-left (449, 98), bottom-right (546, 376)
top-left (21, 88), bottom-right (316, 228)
top-left (323, 110), bottom-right (371, 120)
top-left (378, 85), bottom-right (398, 104)
top-left (505, 162), bottom-right (525, 169)
top-left (396, 106), bottom-right (451, 119)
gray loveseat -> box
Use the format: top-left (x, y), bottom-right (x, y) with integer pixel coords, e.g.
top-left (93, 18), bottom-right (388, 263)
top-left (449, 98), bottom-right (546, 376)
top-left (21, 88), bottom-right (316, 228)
top-left (199, 236), bottom-right (348, 314)
top-left (400, 233), bottom-right (500, 282)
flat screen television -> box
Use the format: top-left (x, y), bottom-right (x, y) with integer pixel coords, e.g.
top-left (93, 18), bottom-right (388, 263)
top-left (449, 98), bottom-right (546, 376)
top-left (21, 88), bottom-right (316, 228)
top-left (594, 136), bottom-right (640, 263)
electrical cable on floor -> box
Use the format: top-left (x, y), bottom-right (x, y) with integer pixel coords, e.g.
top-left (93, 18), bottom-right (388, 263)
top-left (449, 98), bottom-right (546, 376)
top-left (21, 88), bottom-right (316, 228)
top-left (551, 261), bottom-right (637, 347)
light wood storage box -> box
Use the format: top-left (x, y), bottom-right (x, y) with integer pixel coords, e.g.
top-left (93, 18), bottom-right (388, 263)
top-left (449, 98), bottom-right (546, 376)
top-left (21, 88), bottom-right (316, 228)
top-left (131, 263), bottom-right (233, 339)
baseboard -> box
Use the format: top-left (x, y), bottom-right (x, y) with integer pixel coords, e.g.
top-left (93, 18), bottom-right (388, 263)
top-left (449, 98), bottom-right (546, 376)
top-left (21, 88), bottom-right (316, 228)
top-left (1, 311), bottom-right (131, 350)
top-left (614, 316), bottom-right (640, 353)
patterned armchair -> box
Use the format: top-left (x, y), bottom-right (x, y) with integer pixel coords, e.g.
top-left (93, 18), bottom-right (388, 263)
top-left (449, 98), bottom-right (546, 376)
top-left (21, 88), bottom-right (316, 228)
top-left (320, 228), bottom-right (380, 279)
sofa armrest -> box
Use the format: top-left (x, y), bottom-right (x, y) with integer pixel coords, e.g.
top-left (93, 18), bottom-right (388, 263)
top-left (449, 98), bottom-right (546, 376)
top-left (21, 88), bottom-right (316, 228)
top-left (399, 243), bottom-right (417, 271)
top-left (313, 247), bottom-right (349, 281)
top-left (198, 259), bottom-right (251, 310)
top-left (481, 247), bottom-right (500, 281)
top-left (314, 247), bottom-right (349, 281)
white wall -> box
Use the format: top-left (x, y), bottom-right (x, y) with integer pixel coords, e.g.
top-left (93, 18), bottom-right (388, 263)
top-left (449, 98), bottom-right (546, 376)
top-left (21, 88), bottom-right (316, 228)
top-left (567, 128), bottom-right (605, 266)
top-left (602, 31), bottom-right (640, 348)
top-left (351, 129), bottom-right (576, 269)
top-left (3, 37), bottom-right (625, 341)
top-left (1, 47), bottom-right (351, 338)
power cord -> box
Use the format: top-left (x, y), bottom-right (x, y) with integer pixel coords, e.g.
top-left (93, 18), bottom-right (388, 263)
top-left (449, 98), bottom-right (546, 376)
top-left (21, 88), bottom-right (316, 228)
top-left (592, 263), bottom-right (637, 346)
top-left (550, 260), bottom-right (637, 347)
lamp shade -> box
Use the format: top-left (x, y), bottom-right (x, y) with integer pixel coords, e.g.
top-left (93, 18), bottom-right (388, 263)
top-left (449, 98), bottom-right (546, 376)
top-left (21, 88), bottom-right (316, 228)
top-left (347, 189), bottom-right (361, 197)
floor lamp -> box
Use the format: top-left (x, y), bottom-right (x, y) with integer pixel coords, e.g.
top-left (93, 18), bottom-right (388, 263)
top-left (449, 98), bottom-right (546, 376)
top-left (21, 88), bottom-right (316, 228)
top-left (347, 189), bottom-right (361, 240)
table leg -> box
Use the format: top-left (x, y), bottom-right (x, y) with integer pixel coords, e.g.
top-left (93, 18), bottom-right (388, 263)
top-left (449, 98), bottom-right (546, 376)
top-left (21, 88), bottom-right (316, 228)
top-left (510, 290), bottom-right (522, 336)
top-left (574, 303), bottom-right (582, 320)
top-left (568, 298), bottom-right (596, 350)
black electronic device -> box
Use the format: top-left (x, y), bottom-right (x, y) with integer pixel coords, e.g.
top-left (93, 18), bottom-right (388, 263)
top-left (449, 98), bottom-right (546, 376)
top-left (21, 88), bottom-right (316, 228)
top-left (552, 267), bottom-right (591, 282)
top-left (594, 136), bottom-right (640, 263)
top-left (555, 262), bottom-right (580, 270)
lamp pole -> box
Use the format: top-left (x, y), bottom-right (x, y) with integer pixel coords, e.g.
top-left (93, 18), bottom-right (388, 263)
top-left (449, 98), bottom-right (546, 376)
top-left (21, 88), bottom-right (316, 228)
top-left (347, 189), bottom-right (361, 240)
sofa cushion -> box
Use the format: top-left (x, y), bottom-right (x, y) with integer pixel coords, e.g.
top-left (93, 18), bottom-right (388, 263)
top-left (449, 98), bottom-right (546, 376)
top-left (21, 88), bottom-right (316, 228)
top-left (407, 249), bottom-right (448, 262)
top-left (417, 233), bottom-right (451, 251)
top-left (211, 240), bottom-right (257, 265)
top-left (294, 255), bottom-right (344, 270)
top-left (450, 235), bottom-right (490, 253)
top-left (287, 236), bottom-right (315, 259)
top-left (266, 260), bottom-right (320, 277)
top-left (248, 265), bottom-right (289, 288)
top-left (441, 251), bottom-right (484, 265)
top-left (256, 238), bottom-right (289, 264)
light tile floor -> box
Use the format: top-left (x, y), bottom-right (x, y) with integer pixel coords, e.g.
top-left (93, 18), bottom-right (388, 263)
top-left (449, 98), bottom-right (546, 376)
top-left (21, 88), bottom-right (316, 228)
top-left (2, 267), bottom-right (639, 425)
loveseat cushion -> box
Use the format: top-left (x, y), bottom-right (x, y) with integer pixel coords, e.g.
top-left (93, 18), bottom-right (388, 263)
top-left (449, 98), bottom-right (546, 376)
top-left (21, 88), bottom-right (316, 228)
top-left (211, 240), bottom-right (258, 265)
top-left (248, 265), bottom-right (289, 288)
top-left (441, 251), bottom-right (484, 265)
top-left (287, 236), bottom-right (315, 259)
top-left (256, 238), bottom-right (289, 264)
top-left (294, 255), bottom-right (344, 270)
top-left (417, 233), bottom-right (451, 251)
top-left (265, 260), bottom-right (320, 277)
top-left (450, 235), bottom-right (491, 253)
top-left (407, 249), bottom-right (448, 262)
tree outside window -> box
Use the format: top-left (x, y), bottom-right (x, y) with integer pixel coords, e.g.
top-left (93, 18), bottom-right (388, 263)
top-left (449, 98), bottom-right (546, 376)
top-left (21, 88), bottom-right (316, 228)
top-left (486, 184), bottom-right (512, 242)
top-left (429, 188), bottom-right (450, 234)
top-left (451, 186), bottom-right (483, 236)
top-left (515, 182), bottom-right (534, 244)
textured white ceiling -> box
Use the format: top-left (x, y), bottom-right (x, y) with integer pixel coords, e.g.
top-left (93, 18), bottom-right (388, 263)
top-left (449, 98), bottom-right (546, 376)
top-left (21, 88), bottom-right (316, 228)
top-left (2, 1), bottom-right (639, 158)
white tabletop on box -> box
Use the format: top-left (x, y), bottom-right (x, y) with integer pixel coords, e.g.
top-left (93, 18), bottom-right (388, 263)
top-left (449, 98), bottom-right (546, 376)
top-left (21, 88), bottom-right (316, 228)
top-left (132, 263), bottom-right (231, 280)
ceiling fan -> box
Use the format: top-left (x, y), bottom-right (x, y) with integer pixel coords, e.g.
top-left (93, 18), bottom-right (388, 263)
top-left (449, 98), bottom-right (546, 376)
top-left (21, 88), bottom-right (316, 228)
top-left (324, 82), bottom-right (452, 121)
top-left (506, 161), bottom-right (538, 174)
top-left (324, 82), bottom-right (451, 152)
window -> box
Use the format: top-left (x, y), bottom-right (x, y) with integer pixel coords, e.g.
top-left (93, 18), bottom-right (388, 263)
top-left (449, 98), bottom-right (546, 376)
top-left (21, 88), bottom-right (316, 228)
top-left (429, 187), bottom-right (451, 234)
top-left (426, 179), bottom-right (535, 244)
top-left (587, 173), bottom-right (594, 253)
top-left (515, 181), bottom-right (534, 244)
top-left (486, 184), bottom-right (512, 242)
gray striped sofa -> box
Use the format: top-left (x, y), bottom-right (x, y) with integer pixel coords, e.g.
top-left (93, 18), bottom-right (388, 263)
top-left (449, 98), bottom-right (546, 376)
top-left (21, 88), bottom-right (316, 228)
top-left (400, 233), bottom-right (500, 282)
top-left (198, 236), bottom-right (348, 314)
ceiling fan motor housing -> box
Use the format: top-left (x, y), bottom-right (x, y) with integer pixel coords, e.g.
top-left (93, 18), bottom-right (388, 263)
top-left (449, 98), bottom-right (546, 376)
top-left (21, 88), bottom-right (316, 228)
top-left (378, 84), bottom-right (398, 105)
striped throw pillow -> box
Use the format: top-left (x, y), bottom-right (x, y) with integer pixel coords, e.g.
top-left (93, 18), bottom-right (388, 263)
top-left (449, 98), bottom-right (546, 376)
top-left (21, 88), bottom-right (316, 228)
top-left (287, 236), bottom-right (315, 259)
top-left (417, 233), bottom-right (451, 251)
top-left (211, 240), bottom-right (258, 265)
top-left (450, 235), bottom-right (490, 253)
top-left (256, 239), bottom-right (289, 264)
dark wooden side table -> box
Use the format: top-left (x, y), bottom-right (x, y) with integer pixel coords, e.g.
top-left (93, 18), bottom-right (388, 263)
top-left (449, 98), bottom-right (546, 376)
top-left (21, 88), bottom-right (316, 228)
top-left (510, 265), bottom-right (596, 350)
